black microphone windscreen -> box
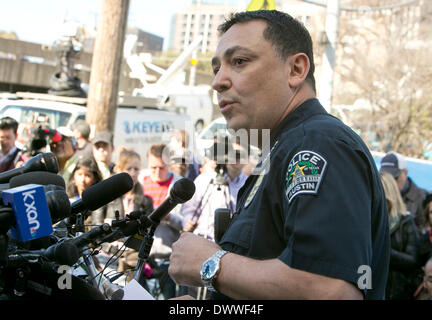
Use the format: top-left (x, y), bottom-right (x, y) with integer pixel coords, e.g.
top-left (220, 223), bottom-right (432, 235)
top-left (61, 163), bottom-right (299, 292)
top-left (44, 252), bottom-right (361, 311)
top-left (40, 152), bottom-right (59, 174)
top-left (45, 190), bottom-right (72, 223)
top-left (10, 171), bottom-right (66, 189)
top-left (82, 173), bottom-right (133, 211)
top-left (171, 178), bottom-right (196, 203)
top-left (50, 241), bottom-right (80, 266)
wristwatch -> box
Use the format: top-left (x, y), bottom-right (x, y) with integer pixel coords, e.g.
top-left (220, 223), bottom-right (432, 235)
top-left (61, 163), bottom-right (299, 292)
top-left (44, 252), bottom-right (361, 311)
top-left (200, 250), bottom-right (228, 292)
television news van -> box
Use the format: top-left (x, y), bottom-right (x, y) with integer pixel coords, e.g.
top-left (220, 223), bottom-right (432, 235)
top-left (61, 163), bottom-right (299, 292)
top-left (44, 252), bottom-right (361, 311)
top-left (0, 92), bottom-right (193, 167)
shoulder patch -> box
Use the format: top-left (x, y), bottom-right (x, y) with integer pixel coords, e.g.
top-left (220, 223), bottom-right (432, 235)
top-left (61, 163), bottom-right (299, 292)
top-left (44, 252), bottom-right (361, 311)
top-left (285, 150), bottom-right (327, 203)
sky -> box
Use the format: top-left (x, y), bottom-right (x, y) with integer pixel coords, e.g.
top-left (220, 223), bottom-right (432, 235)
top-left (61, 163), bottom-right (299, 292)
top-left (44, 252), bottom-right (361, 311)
top-left (0, 0), bottom-right (246, 50)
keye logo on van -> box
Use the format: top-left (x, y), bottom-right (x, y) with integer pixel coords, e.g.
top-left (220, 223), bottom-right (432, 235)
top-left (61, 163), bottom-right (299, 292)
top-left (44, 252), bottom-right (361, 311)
top-left (123, 120), bottom-right (174, 134)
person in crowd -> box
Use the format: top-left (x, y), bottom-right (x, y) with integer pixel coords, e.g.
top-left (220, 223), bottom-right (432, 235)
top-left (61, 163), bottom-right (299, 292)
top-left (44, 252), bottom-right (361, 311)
top-left (169, 150), bottom-right (190, 178)
top-left (418, 193), bottom-right (432, 267)
top-left (169, 129), bottom-right (201, 181)
top-left (380, 151), bottom-right (428, 229)
top-left (0, 116), bottom-right (28, 172)
top-left (168, 10), bottom-right (389, 300)
top-left (182, 138), bottom-right (248, 242)
top-left (66, 156), bottom-right (105, 270)
top-left (104, 147), bottom-right (154, 280)
top-left (415, 257), bottom-right (432, 300)
top-left (422, 258), bottom-right (432, 300)
top-left (380, 171), bottom-right (421, 300)
top-left (140, 143), bottom-right (184, 299)
top-left (199, 157), bottom-right (217, 175)
top-left (180, 138), bottom-right (248, 299)
top-left (72, 119), bottom-right (93, 158)
top-left (49, 126), bottom-right (80, 183)
top-left (66, 156), bottom-right (104, 228)
top-left (92, 131), bottom-right (115, 180)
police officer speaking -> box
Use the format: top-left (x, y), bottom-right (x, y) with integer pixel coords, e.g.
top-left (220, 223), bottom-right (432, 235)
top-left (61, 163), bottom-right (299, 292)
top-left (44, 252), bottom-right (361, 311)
top-left (168, 10), bottom-right (390, 300)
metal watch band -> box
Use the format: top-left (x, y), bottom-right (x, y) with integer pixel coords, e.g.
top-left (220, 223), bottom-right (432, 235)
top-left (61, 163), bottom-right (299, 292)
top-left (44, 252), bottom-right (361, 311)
top-left (204, 250), bottom-right (228, 292)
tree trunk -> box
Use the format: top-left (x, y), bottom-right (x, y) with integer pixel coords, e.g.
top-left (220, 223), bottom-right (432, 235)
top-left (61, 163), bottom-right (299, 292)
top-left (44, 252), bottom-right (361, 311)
top-left (86, 0), bottom-right (130, 134)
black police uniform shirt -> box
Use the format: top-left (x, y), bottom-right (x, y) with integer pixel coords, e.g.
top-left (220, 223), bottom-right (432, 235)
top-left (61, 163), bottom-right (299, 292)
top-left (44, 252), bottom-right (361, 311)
top-left (215, 98), bottom-right (390, 300)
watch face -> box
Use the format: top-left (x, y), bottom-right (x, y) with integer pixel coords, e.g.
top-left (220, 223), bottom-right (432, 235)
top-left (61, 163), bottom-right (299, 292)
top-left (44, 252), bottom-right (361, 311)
top-left (201, 259), bottom-right (218, 281)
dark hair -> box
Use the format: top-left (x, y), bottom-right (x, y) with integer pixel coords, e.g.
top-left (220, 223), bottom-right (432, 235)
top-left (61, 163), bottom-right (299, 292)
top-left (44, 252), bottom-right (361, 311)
top-left (66, 156), bottom-right (103, 198)
top-left (0, 117), bottom-right (19, 135)
top-left (146, 143), bottom-right (170, 166)
top-left (218, 10), bottom-right (316, 92)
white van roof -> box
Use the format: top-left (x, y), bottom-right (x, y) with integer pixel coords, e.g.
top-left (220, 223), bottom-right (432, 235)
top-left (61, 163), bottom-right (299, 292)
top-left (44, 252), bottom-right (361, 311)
top-left (0, 98), bottom-right (87, 114)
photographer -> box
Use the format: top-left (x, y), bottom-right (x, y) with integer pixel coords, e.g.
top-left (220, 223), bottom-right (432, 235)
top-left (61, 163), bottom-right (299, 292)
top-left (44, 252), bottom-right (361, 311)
top-left (182, 138), bottom-right (247, 239)
top-left (49, 126), bottom-right (80, 183)
top-left (179, 137), bottom-right (247, 299)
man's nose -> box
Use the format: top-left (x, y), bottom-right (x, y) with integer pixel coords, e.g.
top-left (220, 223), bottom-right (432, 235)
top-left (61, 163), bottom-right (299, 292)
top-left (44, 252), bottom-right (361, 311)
top-left (211, 66), bottom-right (231, 93)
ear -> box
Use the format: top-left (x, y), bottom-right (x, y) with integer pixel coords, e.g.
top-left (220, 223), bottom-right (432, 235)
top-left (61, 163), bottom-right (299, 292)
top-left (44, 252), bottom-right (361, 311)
top-left (286, 53), bottom-right (310, 88)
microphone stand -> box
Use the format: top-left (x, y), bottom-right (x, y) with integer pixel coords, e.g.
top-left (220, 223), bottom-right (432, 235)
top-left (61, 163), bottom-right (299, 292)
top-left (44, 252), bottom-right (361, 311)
top-left (133, 215), bottom-right (158, 287)
top-left (0, 208), bottom-right (15, 267)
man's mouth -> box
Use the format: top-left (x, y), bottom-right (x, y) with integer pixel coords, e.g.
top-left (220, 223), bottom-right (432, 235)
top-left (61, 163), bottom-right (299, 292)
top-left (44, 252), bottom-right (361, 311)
top-left (219, 99), bottom-right (236, 113)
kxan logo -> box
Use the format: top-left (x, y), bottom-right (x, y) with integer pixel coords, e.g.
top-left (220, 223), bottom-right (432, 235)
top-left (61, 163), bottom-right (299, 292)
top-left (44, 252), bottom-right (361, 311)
top-left (22, 189), bottom-right (41, 237)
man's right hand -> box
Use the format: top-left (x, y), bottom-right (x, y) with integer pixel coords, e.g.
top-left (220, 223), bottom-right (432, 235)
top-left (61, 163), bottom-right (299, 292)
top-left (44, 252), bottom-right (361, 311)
top-left (169, 232), bottom-right (221, 287)
top-left (183, 219), bottom-right (199, 232)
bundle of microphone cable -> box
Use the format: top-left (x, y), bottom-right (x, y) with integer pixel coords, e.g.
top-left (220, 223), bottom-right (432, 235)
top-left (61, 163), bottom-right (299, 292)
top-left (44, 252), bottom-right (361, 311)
top-left (0, 152), bottom-right (195, 300)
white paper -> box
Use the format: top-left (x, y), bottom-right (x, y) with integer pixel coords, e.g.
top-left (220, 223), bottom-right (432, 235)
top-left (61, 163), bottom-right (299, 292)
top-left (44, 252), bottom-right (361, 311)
top-left (122, 279), bottom-right (155, 300)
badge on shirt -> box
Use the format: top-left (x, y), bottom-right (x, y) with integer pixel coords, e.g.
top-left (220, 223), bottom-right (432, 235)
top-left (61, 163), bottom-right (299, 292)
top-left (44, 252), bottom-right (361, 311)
top-left (285, 150), bottom-right (327, 203)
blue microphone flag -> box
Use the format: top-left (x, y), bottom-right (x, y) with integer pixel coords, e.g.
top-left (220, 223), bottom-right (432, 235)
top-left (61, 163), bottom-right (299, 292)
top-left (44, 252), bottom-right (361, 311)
top-left (2, 184), bottom-right (53, 241)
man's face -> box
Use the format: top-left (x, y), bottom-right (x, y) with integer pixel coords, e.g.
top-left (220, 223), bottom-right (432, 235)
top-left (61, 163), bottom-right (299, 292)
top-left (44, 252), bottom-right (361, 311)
top-left (50, 137), bottom-right (75, 160)
top-left (93, 142), bottom-right (114, 165)
top-left (0, 128), bottom-right (17, 154)
top-left (424, 261), bottom-right (432, 298)
top-left (148, 154), bottom-right (169, 182)
top-left (211, 20), bottom-right (293, 132)
top-left (395, 169), bottom-right (408, 191)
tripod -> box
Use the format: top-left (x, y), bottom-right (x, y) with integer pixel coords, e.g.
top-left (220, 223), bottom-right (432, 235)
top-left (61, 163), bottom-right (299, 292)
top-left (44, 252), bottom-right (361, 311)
top-left (187, 168), bottom-right (234, 299)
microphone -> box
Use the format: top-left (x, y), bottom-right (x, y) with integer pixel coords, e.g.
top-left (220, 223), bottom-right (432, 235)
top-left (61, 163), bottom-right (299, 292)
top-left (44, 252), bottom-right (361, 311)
top-left (147, 178), bottom-right (195, 224)
top-left (70, 172), bottom-right (133, 215)
top-left (9, 171), bottom-right (66, 189)
top-left (36, 240), bottom-right (80, 266)
top-left (36, 223), bottom-right (112, 267)
top-left (0, 153), bottom-right (59, 184)
top-left (44, 190), bottom-right (71, 224)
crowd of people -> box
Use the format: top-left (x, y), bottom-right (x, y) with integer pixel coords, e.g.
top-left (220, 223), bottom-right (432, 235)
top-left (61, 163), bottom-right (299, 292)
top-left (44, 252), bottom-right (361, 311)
top-left (0, 9), bottom-right (432, 301)
top-left (0, 113), bottom-right (254, 299)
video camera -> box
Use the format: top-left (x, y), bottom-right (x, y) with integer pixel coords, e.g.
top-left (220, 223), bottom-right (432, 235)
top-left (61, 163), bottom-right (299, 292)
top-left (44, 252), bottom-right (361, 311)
top-left (22, 126), bottom-right (63, 157)
top-left (205, 134), bottom-right (246, 187)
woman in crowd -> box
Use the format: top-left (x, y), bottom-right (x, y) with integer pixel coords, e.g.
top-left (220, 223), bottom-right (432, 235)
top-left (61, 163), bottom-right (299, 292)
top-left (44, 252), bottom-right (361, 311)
top-left (381, 172), bottom-right (421, 299)
top-left (66, 156), bottom-right (105, 270)
top-left (66, 156), bottom-right (104, 229)
top-left (108, 148), bottom-right (153, 279)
